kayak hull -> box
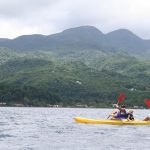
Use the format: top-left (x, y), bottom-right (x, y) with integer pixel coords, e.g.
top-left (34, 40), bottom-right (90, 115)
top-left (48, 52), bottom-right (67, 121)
top-left (74, 117), bottom-right (150, 125)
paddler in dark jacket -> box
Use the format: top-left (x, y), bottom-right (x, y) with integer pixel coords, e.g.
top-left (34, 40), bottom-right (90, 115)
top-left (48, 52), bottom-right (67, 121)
top-left (110, 104), bottom-right (128, 120)
top-left (113, 104), bottom-right (128, 119)
top-left (110, 105), bottom-right (134, 120)
top-left (127, 109), bottom-right (134, 121)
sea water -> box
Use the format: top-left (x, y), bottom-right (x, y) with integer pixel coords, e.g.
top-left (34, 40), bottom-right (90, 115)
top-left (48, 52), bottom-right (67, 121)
top-left (0, 107), bottom-right (150, 150)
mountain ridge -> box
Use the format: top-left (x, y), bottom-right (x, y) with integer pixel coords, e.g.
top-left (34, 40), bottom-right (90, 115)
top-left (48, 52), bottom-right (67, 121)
top-left (0, 26), bottom-right (150, 58)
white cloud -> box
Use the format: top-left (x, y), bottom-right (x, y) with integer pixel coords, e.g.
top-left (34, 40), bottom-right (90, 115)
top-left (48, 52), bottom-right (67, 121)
top-left (0, 0), bottom-right (150, 39)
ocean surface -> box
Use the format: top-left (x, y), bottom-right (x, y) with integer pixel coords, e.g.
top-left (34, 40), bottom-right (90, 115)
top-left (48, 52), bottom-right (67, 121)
top-left (0, 107), bottom-right (150, 150)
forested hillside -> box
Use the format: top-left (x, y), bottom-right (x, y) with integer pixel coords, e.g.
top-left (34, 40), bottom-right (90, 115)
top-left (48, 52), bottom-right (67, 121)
top-left (0, 26), bottom-right (150, 107)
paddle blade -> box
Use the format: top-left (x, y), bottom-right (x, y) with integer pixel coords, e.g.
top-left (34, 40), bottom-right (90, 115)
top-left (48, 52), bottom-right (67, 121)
top-left (144, 99), bottom-right (150, 108)
top-left (118, 93), bottom-right (125, 103)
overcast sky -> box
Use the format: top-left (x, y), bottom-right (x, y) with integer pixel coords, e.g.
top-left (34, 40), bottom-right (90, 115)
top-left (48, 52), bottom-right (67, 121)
top-left (1, 0), bottom-right (150, 39)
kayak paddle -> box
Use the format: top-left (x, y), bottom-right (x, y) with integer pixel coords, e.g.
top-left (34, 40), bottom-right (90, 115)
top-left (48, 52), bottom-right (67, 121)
top-left (117, 93), bottom-right (126, 104)
top-left (107, 93), bottom-right (126, 119)
top-left (144, 99), bottom-right (150, 108)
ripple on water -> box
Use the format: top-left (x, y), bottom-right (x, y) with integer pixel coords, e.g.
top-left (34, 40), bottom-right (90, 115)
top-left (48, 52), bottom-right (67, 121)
top-left (0, 134), bottom-right (14, 139)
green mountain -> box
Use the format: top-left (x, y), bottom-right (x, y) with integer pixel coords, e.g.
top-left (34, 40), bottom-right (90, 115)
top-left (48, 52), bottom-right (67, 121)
top-left (0, 26), bottom-right (150, 107)
top-left (0, 49), bottom-right (149, 107)
top-left (0, 26), bottom-right (150, 59)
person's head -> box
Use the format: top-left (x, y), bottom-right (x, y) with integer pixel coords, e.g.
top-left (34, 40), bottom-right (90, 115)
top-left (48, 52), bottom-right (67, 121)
top-left (120, 105), bottom-right (126, 113)
top-left (128, 109), bottom-right (133, 114)
top-left (121, 105), bottom-right (126, 108)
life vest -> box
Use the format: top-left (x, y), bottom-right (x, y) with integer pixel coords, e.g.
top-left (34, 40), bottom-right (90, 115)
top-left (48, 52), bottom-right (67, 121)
top-left (115, 110), bottom-right (128, 119)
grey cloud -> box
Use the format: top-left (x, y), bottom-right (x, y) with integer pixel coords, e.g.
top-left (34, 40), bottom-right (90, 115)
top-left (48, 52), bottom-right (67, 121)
top-left (0, 0), bottom-right (150, 39)
top-left (0, 0), bottom-right (60, 18)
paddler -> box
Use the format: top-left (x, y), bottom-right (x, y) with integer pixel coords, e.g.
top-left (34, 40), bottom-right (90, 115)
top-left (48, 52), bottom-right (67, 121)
top-left (127, 109), bottom-right (134, 121)
top-left (143, 117), bottom-right (150, 121)
top-left (110, 104), bottom-right (133, 120)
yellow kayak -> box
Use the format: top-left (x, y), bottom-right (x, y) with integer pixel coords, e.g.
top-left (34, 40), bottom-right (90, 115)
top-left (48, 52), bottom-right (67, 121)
top-left (74, 117), bottom-right (150, 125)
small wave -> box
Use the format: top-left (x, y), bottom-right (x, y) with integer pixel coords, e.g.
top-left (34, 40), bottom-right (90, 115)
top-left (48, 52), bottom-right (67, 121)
top-left (0, 134), bottom-right (14, 138)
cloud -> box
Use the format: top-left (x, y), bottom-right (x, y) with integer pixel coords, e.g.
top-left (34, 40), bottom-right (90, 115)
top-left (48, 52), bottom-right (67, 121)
top-left (0, 0), bottom-right (57, 18)
top-left (0, 0), bottom-right (150, 39)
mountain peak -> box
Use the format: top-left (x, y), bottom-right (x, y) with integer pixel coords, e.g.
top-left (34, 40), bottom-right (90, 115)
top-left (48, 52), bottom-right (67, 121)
top-left (62, 26), bottom-right (103, 35)
top-left (106, 29), bottom-right (141, 40)
top-left (105, 29), bottom-right (147, 53)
